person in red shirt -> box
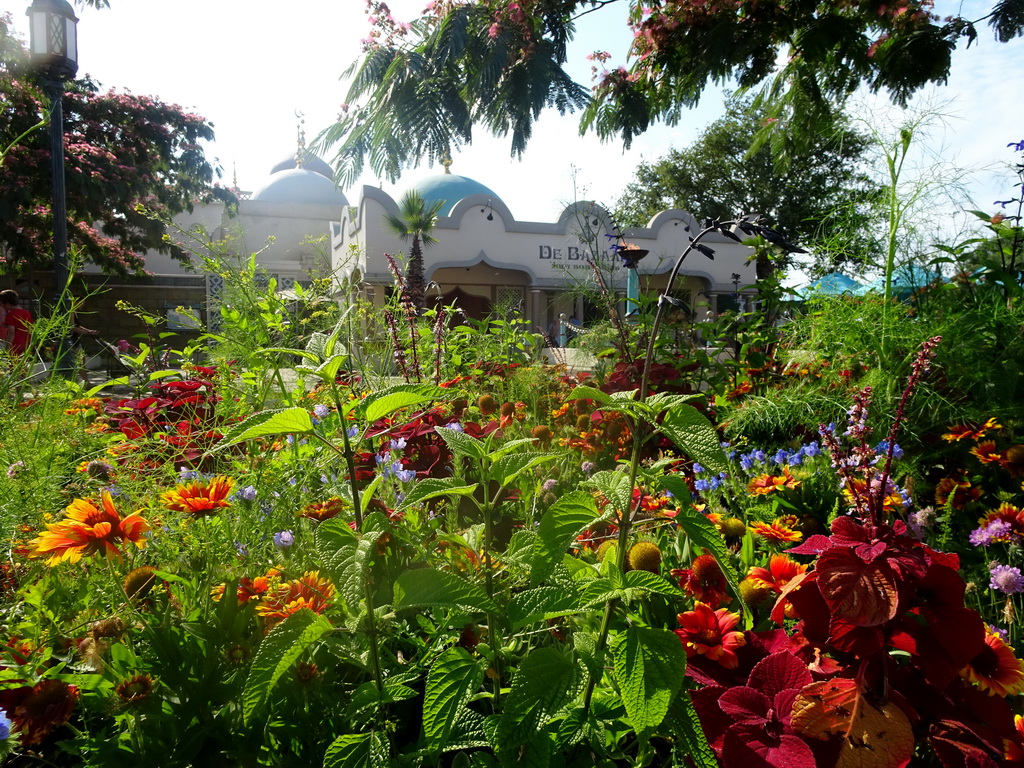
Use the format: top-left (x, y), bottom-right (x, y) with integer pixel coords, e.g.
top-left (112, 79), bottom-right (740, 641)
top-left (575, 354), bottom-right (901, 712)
top-left (0, 289), bottom-right (33, 356)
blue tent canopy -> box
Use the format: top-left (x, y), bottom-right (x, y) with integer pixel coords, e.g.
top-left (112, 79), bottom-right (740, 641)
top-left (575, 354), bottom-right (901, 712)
top-left (858, 264), bottom-right (946, 294)
top-left (798, 272), bottom-right (862, 298)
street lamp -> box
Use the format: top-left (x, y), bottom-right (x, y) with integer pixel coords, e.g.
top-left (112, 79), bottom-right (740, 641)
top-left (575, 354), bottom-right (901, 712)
top-left (26, 0), bottom-right (79, 303)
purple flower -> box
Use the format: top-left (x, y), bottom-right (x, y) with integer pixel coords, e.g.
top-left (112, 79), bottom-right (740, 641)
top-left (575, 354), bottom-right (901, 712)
top-left (5, 461), bottom-right (25, 479)
top-left (389, 438), bottom-right (408, 451)
top-left (235, 485), bottom-right (257, 501)
top-left (273, 530), bottom-right (295, 549)
top-left (988, 562), bottom-right (1024, 594)
top-left (444, 422), bottom-right (464, 433)
top-left (970, 519), bottom-right (1012, 546)
top-left (542, 479), bottom-right (557, 491)
top-left (395, 468), bottom-right (417, 483)
top-left (581, 461), bottom-right (596, 475)
top-left (347, 426), bottom-right (359, 438)
top-left (313, 404), bottom-right (330, 419)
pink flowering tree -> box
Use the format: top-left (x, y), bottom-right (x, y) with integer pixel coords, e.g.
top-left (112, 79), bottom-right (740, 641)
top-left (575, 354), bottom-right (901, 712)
top-left (0, 14), bottom-right (235, 276)
top-left (316, 0), bottom-right (1023, 184)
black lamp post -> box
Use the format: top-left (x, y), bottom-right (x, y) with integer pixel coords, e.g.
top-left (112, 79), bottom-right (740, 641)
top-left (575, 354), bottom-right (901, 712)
top-left (26, 0), bottom-right (79, 304)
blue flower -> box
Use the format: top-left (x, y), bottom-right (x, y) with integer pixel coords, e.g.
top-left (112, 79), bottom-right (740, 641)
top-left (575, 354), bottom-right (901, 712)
top-left (313, 404), bottom-right (330, 419)
top-left (234, 485), bottom-right (257, 502)
top-left (802, 441), bottom-right (821, 457)
top-left (875, 440), bottom-right (904, 459)
top-left (395, 468), bottom-right (417, 483)
top-left (773, 449), bottom-right (789, 466)
top-left (273, 530), bottom-right (295, 549)
top-left (347, 426), bottom-right (359, 438)
top-left (234, 541), bottom-right (249, 556)
top-left (0, 709), bottom-right (10, 741)
top-left (694, 479), bottom-right (712, 492)
top-left (389, 438), bottom-right (408, 451)
top-left (692, 462), bottom-right (705, 474)
top-left (444, 422), bottom-right (465, 433)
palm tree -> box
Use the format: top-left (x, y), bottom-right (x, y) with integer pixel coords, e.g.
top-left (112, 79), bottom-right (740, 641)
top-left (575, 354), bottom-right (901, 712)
top-left (384, 190), bottom-right (445, 310)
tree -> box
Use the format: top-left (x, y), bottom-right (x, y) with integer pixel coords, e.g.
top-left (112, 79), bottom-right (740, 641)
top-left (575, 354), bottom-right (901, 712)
top-left (384, 190), bottom-right (445, 310)
top-left (0, 13), bottom-right (234, 276)
top-left (616, 97), bottom-right (883, 277)
top-left (316, 0), bottom-right (1024, 185)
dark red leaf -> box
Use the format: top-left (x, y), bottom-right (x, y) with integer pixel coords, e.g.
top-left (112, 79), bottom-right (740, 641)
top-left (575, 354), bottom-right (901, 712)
top-left (722, 726), bottom-right (817, 768)
top-left (747, 651), bottom-right (813, 699)
top-left (788, 534), bottom-right (834, 556)
top-left (719, 686), bottom-right (772, 725)
top-left (817, 547), bottom-right (900, 626)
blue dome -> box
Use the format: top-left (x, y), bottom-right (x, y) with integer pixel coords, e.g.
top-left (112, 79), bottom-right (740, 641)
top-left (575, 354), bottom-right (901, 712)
top-left (251, 168), bottom-right (348, 207)
top-left (410, 173), bottom-right (497, 214)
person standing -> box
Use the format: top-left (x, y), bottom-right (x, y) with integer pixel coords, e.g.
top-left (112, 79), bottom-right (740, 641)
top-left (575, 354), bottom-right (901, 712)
top-left (0, 290), bottom-right (33, 355)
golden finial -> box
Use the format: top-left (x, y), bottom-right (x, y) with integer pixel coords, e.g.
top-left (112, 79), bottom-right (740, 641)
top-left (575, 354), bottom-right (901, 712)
top-left (295, 109), bottom-right (306, 169)
top-left (441, 151), bottom-right (452, 174)
top-left (232, 161), bottom-right (238, 189)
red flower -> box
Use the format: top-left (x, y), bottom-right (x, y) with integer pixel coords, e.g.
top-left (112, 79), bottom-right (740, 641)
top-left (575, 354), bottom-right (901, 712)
top-left (161, 476), bottom-right (235, 517)
top-left (0, 679), bottom-right (79, 745)
top-left (674, 554), bottom-right (730, 608)
top-left (675, 603), bottom-right (746, 669)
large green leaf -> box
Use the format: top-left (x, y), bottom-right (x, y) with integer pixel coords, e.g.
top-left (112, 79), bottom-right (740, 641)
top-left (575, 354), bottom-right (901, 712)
top-left (565, 385), bottom-right (615, 406)
top-left (611, 626), bottom-right (687, 733)
top-left (434, 426), bottom-right (488, 459)
top-left (658, 405), bottom-right (728, 474)
top-left (490, 451), bottom-right (559, 488)
top-left (494, 646), bottom-right (580, 763)
top-left (210, 407), bottom-right (313, 452)
top-left (507, 586), bottom-right (583, 630)
top-left (423, 647), bottom-right (485, 754)
top-left (359, 384), bottom-right (444, 422)
top-left (530, 491), bottom-right (601, 586)
top-left (323, 731), bottom-right (389, 768)
top-left (242, 609), bottom-right (332, 724)
top-left (393, 568), bottom-right (497, 614)
top-left (585, 471), bottom-right (634, 522)
top-left (397, 478), bottom-right (479, 512)
top-left (622, 570), bottom-right (684, 599)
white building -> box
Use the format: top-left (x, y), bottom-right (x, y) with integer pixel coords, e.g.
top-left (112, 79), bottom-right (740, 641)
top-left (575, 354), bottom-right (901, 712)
top-left (330, 159), bottom-right (757, 333)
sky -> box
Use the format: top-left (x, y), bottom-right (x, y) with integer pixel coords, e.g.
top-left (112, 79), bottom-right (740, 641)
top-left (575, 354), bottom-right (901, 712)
top-left (3, 0), bottom-right (1022, 233)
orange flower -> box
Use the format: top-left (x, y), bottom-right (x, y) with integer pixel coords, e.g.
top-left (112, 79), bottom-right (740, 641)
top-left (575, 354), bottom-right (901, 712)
top-left (29, 492), bottom-right (150, 566)
top-left (747, 553), bottom-right (808, 593)
top-left (212, 569), bottom-right (281, 604)
top-left (942, 417), bottom-right (1002, 442)
top-left (674, 603), bottom-right (746, 669)
top-left (971, 440), bottom-right (1004, 464)
top-left (299, 497), bottom-right (346, 522)
top-left (747, 467), bottom-right (800, 495)
top-left (961, 628), bottom-right (1024, 697)
top-left (161, 476), bottom-right (235, 517)
top-left (750, 518), bottom-right (802, 544)
top-left (256, 571), bottom-right (335, 625)
top-left (935, 476), bottom-right (982, 509)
